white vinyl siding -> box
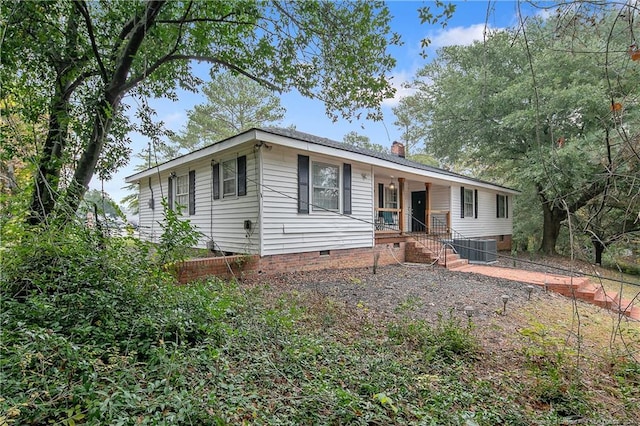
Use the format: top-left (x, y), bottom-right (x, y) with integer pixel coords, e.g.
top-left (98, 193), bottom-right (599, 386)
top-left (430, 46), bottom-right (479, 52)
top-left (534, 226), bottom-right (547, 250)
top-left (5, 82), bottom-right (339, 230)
top-left (133, 146), bottom-right (260, 254)
top-left (450, 185), bottom-right (512, 239)
top-left (129, 132), bottom-right (516, 256)
top-left (137, 176), bottom-right (162, 243)
top-left (261, 145), bottom-right (373, 256)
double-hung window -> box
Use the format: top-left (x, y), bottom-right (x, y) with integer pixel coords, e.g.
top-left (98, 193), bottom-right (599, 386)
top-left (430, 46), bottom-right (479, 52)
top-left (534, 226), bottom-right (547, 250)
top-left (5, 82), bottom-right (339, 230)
top-left (222, 159), bottom-right (237, 198)
top-left (497, 194), bottom-right (508, 218)
top-left (464, 188), bottom-right (474, 218)
top-left (168, 170), bottom-right (195, 215)
top-left (312, 162), bottom-right (339, 211)
top-left (212, 156), bottom-right (247, 200)
top-left (174, 174), bottom-right (189, 208)
top-left (297, 155), bottom-right (351, 214)
top-left (384, 186), bottom-right (398, 209)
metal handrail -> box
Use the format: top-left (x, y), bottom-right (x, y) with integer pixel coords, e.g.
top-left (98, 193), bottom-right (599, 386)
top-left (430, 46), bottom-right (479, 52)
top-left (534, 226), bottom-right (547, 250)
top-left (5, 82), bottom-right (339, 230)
top-left (409, 216), bottom-right (455, 267)
top-left (429, 215), bottom-right (497, 263)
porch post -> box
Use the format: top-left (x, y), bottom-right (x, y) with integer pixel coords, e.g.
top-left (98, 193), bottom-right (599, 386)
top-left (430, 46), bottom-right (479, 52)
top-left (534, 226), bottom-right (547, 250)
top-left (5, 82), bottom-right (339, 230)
top-left (398, 177), bottom-right (405, 233)
top-left (425, 182), bottom-right (431, 234)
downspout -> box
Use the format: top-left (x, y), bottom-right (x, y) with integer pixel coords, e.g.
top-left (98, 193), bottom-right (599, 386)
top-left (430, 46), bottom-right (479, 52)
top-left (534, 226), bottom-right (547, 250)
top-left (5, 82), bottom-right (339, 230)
top-left (399, 177), bottom-right (405, 234)
top-left (258, 144), bottom-right (265, 257)
top-left (148, 176), bottom-right (155, 241)
top-left (370, 164), bottom-right (375, 246)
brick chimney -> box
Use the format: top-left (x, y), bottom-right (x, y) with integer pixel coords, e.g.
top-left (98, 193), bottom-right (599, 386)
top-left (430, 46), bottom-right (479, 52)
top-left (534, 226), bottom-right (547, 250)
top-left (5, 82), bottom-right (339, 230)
top-left (391, 141), bottom-right (405, 158)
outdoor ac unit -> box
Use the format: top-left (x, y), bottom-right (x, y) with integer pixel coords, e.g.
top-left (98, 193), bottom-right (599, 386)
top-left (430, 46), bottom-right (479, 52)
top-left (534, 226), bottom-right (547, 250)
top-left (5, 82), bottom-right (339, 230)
top-left (452, 239), bottom-right (497, 264)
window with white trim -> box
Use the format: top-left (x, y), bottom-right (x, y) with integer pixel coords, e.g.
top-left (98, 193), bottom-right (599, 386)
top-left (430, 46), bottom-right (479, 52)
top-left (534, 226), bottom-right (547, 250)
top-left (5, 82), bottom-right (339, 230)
top-left (174, 174), bottom-right (189, 208)
top-left (464, 188), bottom-right (474, 218)
top-left (222, 159), bottom-right (236, 197)
top-left (312, 162), bottom-right (339, 211)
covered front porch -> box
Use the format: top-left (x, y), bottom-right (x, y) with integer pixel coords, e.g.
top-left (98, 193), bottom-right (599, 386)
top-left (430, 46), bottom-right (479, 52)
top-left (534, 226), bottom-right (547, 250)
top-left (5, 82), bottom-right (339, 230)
top-left (373, 173), bottom-right (452, 237)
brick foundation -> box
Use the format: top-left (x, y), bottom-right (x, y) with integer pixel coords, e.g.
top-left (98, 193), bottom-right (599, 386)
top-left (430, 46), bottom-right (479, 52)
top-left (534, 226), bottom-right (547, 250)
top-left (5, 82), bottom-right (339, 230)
top-left (175, 235), bottom-right (511, 283)
top-left (175, 244), bottom-right (405, 283)
top-left (487, 234), bottom-right (512, 251)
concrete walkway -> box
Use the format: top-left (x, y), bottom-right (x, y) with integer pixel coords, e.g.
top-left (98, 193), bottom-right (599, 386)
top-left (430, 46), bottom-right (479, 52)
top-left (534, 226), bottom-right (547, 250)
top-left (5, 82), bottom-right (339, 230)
top-left (450, 263), bottom-right (640, 320)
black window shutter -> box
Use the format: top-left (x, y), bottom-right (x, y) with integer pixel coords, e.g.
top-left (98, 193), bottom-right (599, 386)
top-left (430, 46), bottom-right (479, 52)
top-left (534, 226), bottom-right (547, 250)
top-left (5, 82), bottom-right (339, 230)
top-left (506, 196), bottom-right (509, 218)
top-left (474, 189), bottom-right (478, 218)
top-left (460, 186), bottom-right (465, 218)
top-left (496, 194), bottom-right (500, 218)
top-left (343, 163), bottom-right (352, 215)
top-left (378, 183), bottom-right (384, 208)
top-left (168, 176), bottom-right (174, 210)
top-left (212, 163), bottom-right (220, 200)
top-left (298, 155), bottom-right (309, 213)
top-left (237, 155), bottom-right (247, 196)
top-left (188, 170), bottom-right (196, 215)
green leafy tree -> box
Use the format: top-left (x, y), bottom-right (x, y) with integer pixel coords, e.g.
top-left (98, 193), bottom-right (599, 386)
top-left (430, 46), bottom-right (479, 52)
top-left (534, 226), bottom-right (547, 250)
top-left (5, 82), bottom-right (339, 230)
top-left (2, 0), bottom-right (417, 225)
top-left (343, 131), bottom-right (388, 153)
top-left (78, 189), bottom-right (123, 220)
top-left (172, 72), bottom-right (286, 153)
top-left (402, 6), bottom-right (640, 254)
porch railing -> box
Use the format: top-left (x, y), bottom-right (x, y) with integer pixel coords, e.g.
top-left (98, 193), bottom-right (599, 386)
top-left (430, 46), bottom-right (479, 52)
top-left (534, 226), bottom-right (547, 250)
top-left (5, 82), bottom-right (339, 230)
top-left (428, 210), bottom-right (451, 234)
top-left (411, 215), bottom-right (498, 266)
top-left (375, 208), bottom-right (400, 232)
top-left (408, 215), bottom-right (453, 266)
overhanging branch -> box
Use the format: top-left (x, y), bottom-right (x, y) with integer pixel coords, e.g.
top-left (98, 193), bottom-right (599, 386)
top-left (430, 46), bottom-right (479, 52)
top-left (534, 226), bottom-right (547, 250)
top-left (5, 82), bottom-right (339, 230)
top-left (122, 54), bottom-right (281, 93)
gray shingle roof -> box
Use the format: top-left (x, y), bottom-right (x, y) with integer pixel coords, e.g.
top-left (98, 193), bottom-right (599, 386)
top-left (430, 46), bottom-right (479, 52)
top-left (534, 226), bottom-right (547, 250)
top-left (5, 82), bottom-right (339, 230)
top-left (128, 125), bottom-right (518, 193)
top-left (257, 127), bottom-right (518, 192)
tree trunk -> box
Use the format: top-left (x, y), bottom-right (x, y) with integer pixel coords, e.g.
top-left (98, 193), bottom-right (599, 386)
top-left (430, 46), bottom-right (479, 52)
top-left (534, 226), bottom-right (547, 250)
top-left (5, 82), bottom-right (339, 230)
top-left (27, 6), bottom-right (80, 225)
top-left (539, 200), bottom-right (566, 255)
top-left (592, 238), bottom-right (605, 265)
top-left (27, 93), bottom-right (71, 225)
top-left (66, 97), bottom-right (118, 214)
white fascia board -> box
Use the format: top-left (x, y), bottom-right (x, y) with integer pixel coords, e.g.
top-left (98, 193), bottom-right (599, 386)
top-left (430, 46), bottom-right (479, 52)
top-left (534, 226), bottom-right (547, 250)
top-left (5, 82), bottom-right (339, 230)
top-left (254, 130), bottom-right (520, 195)
top-left (125, 130), bottom-right (260, 183)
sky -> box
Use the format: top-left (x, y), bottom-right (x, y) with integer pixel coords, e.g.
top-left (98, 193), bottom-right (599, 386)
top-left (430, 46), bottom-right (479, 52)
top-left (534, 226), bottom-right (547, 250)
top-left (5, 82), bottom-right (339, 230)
top-left (97, 0), bottom-right (547, 212)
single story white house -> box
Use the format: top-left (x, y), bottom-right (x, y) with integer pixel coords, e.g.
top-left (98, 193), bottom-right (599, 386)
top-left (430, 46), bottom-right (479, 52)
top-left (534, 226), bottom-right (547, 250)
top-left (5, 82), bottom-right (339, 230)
top-left (126, 127), bottom-right (519, 274)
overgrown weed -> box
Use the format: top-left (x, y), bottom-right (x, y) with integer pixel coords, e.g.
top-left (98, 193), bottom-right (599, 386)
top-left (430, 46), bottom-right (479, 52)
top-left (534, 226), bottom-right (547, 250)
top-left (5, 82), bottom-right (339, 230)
top-left (1, 221), bottom-right (638, 424)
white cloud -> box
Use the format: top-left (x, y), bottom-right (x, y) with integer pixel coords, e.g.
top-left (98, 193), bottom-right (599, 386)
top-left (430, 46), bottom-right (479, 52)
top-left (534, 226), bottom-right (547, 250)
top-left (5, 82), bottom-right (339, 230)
top-left (162, 111), bottom-right (187, 129)
top-left (430, 23), bottom-right (498, 48)
top-left (382, 70), bottom-right (417, 107)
